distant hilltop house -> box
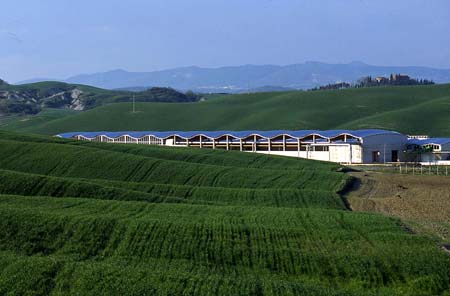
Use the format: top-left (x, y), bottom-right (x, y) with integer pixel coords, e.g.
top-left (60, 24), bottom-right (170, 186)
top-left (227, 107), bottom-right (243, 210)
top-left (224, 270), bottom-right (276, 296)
top-left (57, 129), bottom-right (450, 165)
top-left (390, 73), bottom-right (411, 82)
top-left (374, 76), bottom-right (389, 84)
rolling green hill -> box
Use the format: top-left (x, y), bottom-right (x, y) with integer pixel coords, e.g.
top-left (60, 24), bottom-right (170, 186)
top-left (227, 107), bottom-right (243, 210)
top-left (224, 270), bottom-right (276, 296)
top-left (3, 84), bottom-right (450, 136)
top-left (0, 131), bottom-right (449, 295)
top-left (0, 80), bottom-right (199, 116)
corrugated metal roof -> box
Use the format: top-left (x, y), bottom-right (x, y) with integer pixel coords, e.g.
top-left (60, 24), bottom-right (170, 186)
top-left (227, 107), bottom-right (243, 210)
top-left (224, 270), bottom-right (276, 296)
top-left (407, 138), bottom-right (450, 146)
top-left (57, 129), bottom-right (404, 141)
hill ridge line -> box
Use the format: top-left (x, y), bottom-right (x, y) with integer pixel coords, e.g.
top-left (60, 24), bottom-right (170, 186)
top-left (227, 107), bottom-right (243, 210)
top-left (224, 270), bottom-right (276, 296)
top-left (337, 94), bottom-right (450, 129)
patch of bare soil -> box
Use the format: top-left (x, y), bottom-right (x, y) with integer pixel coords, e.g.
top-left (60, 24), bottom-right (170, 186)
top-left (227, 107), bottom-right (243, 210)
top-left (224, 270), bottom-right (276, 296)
top-left (347, 172), bottom-right (450, 221)
top-left (346, 171), bottom-right (450, 243)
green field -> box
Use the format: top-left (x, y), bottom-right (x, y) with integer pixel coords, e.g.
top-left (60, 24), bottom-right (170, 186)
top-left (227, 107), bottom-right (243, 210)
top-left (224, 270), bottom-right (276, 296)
top-left (0, 108), bottom-right (76, 130)
top-left (0, 131), bottom-right (449, 295)
top-left (2, 84), bottom-right (450, 136)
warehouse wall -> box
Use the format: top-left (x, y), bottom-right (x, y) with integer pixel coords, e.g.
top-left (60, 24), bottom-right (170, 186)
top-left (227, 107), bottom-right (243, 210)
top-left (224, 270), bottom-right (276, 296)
top-left (362, 134), bottom-right (407, 163)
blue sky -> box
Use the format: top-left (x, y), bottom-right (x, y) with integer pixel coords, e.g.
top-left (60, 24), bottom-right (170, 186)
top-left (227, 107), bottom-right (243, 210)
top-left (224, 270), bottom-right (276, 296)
top-left (1, 0), bottom-right (449, 82)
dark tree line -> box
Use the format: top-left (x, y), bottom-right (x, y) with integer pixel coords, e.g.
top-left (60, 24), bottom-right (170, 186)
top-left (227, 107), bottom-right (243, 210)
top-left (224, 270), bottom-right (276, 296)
top-left (310, 82), bottom-right (351, 91)
top-left (355, 74), bottom-right (434, 88)
top-left (311, 74), bottom-right (434, 91)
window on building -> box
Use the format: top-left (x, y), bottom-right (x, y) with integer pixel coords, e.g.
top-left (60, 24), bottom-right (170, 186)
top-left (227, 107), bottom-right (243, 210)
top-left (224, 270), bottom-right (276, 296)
top-left (313, 146), bottom-right (329, 152)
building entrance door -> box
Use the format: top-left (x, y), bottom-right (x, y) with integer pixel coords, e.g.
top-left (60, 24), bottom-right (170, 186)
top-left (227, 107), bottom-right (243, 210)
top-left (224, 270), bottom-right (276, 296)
top-left (391, 150), bottom-right (399, 162)
top-left (372, 151), bottom-right (380, 163)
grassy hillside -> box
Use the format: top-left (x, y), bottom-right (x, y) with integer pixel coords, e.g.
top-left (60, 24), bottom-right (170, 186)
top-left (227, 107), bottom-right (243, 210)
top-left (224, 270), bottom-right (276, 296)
top-left (0, 81), bottom-right (196, 103)
top-left (0, 131), bottom-right (449, 295)
top-left (0, 80), bottom-right (199, 115)
top-left (0, 108), bottom-right (75, 129)
top-left (3, 84), bottom-right (450, 136)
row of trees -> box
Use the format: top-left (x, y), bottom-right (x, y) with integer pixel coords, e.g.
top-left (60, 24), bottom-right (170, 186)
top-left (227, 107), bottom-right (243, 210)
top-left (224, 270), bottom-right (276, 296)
top-left (310, 82), bottom-right (351, 91)
top-left (355, 74), bottom-right (434, 88)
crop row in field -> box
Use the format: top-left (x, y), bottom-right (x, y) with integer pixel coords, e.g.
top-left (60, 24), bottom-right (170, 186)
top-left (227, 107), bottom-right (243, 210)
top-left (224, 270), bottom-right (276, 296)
top-left (0, 251), bottom-right (369, 296)
top-left (0, 195), bottom-right (449, 295)
top-left (0, 169), bottom-right (187, 204)
top-left (0, 169), bottom-right (345, 209)
top-left (74, 141), bottom-right (340, 172)
top-left (0, 139), bottom-right (346, 190)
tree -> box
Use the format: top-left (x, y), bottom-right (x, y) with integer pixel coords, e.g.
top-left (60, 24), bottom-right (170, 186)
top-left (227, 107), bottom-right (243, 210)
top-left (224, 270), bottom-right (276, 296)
top-left (185, 90), bottom-right (197, 100)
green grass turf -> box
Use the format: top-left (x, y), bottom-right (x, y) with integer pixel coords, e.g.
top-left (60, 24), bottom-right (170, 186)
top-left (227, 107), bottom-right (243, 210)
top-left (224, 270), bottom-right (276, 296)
top-left (0, 131), bottom-right (449, 295)
top-left (2, 84), bottom-right (450, 136)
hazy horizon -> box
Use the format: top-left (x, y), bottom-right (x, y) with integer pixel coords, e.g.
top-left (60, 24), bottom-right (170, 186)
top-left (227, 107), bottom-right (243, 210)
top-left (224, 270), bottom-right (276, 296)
top-left (13, 60), bottom-right (450, 85)
top-left (2, 0), bottom-right (449, 83)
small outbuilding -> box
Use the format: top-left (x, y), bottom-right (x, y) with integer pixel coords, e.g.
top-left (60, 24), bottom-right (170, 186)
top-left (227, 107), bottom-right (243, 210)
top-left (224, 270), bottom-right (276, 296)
top-left (407, 138), bottom-right (450, 164)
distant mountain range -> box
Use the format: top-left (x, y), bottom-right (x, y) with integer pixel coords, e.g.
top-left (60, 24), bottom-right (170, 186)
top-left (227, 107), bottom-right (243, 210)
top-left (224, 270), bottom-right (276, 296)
top-left (16, 62), bottom-right (450, 92)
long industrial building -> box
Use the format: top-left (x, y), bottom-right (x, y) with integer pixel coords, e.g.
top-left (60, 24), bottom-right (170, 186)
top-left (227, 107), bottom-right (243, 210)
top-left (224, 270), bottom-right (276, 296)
top-left (56, 129), bottom-right (450, 164)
